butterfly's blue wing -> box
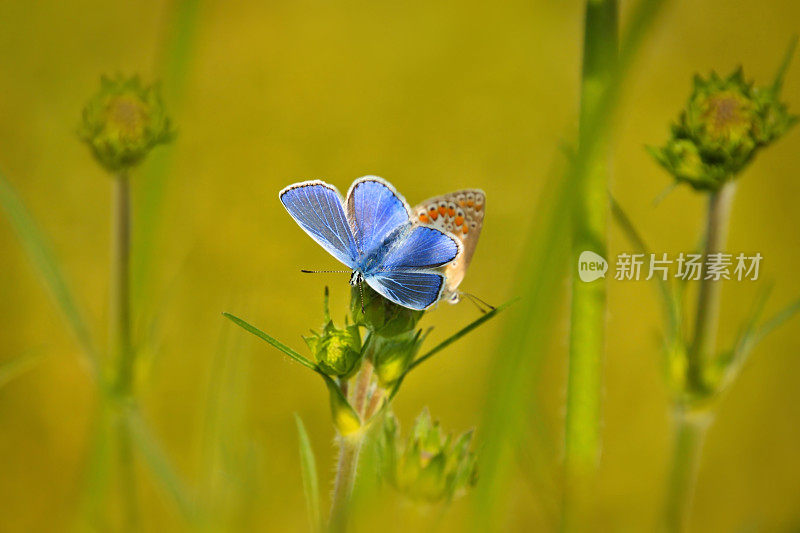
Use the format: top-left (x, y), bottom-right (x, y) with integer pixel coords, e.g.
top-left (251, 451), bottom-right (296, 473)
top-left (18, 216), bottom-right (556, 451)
top-left (366, 271), bottom-right (446, 310)
top-left (279, 181), bottom-right (358, 268)
top-left (379, 225), bottom-right (461, 270)
top-left (363, 225), bottom-right (462, 309)
top-left (345, 177), bottom-right (411, 255)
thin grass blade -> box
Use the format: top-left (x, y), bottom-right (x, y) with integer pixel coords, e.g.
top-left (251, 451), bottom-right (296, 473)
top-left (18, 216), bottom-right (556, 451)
top-left (222, 312), bottom-right (318, 371)
top-left (294, 414), bottom-right (321, 532)
top-left (0, 350), bottom-right (45, 389)
top-left (0, 169), bottom-right (100, 379)
top-left (132, 0), bottom-right (204, 317)
top-left (408, 299), bottom-right (514, 373)
top-left (126, 408), bottom-right (198, 524)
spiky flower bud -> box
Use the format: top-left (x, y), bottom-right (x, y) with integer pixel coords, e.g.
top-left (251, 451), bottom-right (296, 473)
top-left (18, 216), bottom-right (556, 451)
top-left (650, 67), bottom-right (796, 191)
top-left (378, 409), bottom-right (477, 504)
top-left (79, 75), bottom-right (174, 173)
top-left (351, 284), bottom-right (423, 338)
top-left (371, 330), bottom-right (427, 387)
top-left (304, 319), bottom-right (362, 379)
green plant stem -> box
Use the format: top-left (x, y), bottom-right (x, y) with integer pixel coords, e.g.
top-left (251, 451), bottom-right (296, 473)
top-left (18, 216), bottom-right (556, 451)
top-left (329, 434), bottom-right (362, 533)
top-left (329, 360), bottom-right (372, 532)
top-left (563, 0), bottom-right (617, 529)
top-left (110, 172), bottom-right (137, 529)
top-left (663, 182), bottom-right (735, 532)
top-left (663, 408), bottom-right (712, 533)
top-left (688, 182), bottom-right (736, 391)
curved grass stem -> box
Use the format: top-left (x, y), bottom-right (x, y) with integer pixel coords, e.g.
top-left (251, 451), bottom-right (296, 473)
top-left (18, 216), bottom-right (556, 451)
top-left (563, 0), bottom-right (618, 529)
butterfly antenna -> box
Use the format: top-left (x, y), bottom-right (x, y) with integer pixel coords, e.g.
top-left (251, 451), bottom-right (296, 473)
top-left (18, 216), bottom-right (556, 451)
top-left (461, 292), bottom-right (496, 313)
top-left (300, 269), bottom-right (351, 274)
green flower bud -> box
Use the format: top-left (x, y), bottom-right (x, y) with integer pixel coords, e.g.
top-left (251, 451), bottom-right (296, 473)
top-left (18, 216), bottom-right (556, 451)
top-left (79, 75), bottom-right (174, 173)
top-left (351, 284), bottom-right (423, 338)
top-left (378, 409), bottom-right (477, 504)
top-left (371, 329), bottom-right (428, 387)
top-left (304, 320), bottom-right (362, 379)
top-left (650, 66), bottom-right (796, 191)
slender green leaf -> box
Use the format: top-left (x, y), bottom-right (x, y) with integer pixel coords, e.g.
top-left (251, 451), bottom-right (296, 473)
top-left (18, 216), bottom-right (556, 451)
top-left (126, 408), bottom-right (198, 523)
top-left (610, 195), bottom-right (682, 341)
top-left (408, 299), bottom-right (515, 373)
top-left (736, 296), bottom-right (800, 364)
top-left (132, 0), bottom-right (204, 316)
top-left (0, 350), bottom-right (45, 389)
top-left (294, 414), bottom-right (321, 533)
top-left (384, 302), bottom-right (513, 404)
top-left (770, 35), bottom-right (798, 94)
top-left (132, 0), bottom-right (202, 310)
top-left (222, 312), bottom-right (318, 371)
top-left (0, 169), bottom-right (100, 379)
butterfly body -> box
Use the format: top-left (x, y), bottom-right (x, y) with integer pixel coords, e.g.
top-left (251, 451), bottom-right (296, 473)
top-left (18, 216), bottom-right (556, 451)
top-left (280, 176), bottom-right (465, 310)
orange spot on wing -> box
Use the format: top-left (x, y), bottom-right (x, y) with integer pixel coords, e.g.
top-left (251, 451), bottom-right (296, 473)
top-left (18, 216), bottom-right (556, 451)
top-left (461, 225), bottom-right (469, 234)
top-left (438, 205), bottom-right (447, 215)
top-left (454, 215), bottom-right (464, 225)
top-left (429, 209), bottom-right (439, 220)
top-left (419, 214), bottom-right (429, 223)
top-left (448, 208), bottom-right (455, 216)
top-left (466, 200), bottom-right (474, 207)
top-left (474, 204), bottom-right (483, 211)
top-left (459, 200), bottom-right (466, 207)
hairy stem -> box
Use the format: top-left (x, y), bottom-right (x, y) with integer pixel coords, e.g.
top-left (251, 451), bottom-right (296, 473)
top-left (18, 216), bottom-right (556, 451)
top-left (329, 360), bottom-right (372, 531)
top-left (563, 0), bottom-right (618, 529)
top-left (111, 172), bottom-right (137, 529)
top-left (329, 434), bottom-right (362, 533)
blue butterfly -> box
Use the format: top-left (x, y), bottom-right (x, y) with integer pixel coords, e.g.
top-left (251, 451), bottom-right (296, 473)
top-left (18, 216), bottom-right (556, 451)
top-left (279, 176), bottom-right (463, 310)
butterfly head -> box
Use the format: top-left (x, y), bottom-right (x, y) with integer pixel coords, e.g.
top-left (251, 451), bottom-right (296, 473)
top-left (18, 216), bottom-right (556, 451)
top-left (349, 270), bottom-right (364, 287)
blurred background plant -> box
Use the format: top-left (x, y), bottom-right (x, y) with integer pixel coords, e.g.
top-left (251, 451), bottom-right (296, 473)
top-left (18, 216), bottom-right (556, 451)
top-left (615, 40), bottom-right (799, 532)
top-left (1, 0), bottom-right (800, 531)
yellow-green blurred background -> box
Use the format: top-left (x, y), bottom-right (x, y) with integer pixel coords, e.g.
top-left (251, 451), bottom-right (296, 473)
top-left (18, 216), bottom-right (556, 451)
top-left (1, 0), bottom-right (799, 531)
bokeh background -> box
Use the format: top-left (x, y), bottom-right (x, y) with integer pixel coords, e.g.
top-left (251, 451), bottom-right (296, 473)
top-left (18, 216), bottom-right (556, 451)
top-left (1, 0), bottom-right (799, 531)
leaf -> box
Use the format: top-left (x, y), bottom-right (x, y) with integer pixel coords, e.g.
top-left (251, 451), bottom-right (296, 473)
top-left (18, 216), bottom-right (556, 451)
top-left (0, 169), bottom-right (100, 379)
top-left (125, 408), bottom-right (199, 524)
top-left (0, 350), bottom-right (45, 389)
top-left (610, 195), bottom-right (683, 342)
top-left (383, 301), bottom-right (513, 404)
top-left (770, 35), bottom-right (798, 95)
top-left (735, 295), bottom-right (800, 365)
top-left (222, 312), bottom-right (318, 371)
top-left (407, 299), bottom-right (515, 373)
top-left (132, 0), bottom-right (204, 318)
top-left (294, 414), bottom-right (321, 532)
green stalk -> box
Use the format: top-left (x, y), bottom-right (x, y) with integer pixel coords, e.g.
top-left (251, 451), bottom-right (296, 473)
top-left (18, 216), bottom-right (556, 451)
top-left (329, 360), bottom-right (372, 532)
top-left (563, 0), bottom-right (618, 529)
top-left (687, 182), bottom-right (736, 391)
top-left (329, 435), bottom-right (362, 533)
top-left (664, 181), bottom-right (735, 532)
top-left (663, 408), bottom-right (712, 533)
top-left (110, 172), bottom-right (137, 529)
